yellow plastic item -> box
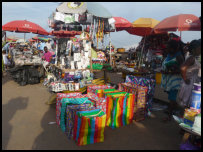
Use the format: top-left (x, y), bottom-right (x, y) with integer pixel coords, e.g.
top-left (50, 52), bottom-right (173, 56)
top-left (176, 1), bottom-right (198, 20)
top-left (184, 109), bottom-right (199, 122)
top-left (155, 72), bottom-right (162, 84)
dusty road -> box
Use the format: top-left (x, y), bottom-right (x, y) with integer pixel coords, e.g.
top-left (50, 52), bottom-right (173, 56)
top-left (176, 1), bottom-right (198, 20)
top-left (2, 72), bottom-right (183, 150)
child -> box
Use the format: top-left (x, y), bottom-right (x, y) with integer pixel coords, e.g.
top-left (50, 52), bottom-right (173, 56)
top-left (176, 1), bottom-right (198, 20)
top-left (2, 50), bottom-right (11, 70)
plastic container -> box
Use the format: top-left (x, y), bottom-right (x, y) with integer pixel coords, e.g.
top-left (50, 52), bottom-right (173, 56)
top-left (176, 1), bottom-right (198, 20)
top-left (193, 83), bottom-right (201, 91)
top-left (190, 90), bottom-right (201, 110)
top-left (155, 72), bottom-right (162, 84)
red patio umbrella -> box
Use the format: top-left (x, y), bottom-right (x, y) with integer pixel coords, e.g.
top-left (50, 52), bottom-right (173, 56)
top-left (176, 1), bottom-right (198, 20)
top-left (113, 17), bottom-right (132, 31)
top-left (153, 14), bottom-right (201, 33)
top-left (2, 20), bottom-right (49, 35)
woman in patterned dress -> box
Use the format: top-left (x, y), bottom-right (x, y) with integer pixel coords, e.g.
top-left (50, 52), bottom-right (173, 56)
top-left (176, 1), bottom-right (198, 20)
top-left (161, 39), bottom-right (184, 122)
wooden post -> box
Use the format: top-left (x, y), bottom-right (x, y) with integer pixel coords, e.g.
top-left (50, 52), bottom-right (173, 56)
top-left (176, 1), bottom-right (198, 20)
top-left (4, 31), bottom-right (6, 42)
top-left (55, 39), bottom-right (58, 65)
top-left (90, 43), bottom-right (93, 72)
top-left (24, 33), bottom-right (26, 42)
top-left (109, 33), bottom-right (112, 66)
top-left (180, 31), bottom-right (182, 40)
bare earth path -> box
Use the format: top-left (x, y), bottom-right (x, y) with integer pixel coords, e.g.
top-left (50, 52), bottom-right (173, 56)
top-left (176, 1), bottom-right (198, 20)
top-left (2, 72), bottom-right (182, 150)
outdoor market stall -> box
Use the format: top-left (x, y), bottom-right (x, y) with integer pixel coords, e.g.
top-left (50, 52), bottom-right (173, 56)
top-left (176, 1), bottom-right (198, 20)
top-left (43, 2), bottom-right (115, 93)
top-left (2, 20), bottom-right (50, 86)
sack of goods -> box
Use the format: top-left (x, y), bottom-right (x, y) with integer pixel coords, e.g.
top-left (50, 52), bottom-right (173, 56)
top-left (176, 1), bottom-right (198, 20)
top-left (106, 92), bottom-right (135, 129)
top-left (73, 109), bottom-right (106, 146)
top-left (56, 93), bottom-right (83, 126)
top-left (60, 97), bottom-right (93, 133)
top-left (118, 83), bottom-right (148, 121)
top-left (66, 103), bottom-right (95, 139)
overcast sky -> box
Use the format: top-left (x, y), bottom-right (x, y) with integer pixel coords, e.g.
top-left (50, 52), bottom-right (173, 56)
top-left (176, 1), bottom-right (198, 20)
top-left (2, 2), bottom-right (201, 48)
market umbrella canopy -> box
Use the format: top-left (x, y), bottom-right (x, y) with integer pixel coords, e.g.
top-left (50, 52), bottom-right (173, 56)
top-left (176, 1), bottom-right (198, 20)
top-left (87, 2), bottom-right (112, 18)
top-left (153, 14), bottom-right (201, 33)
top-left (132, 18), bottom-right (160, 28)
top-left (56, 2), bottom-right (112, 18)
top-left (2, 20), bottom-right (49, 35)
top-left (56, 2), bottom-right (87, 14)
top-left (126, 18), bottom-right (161, 36)
top-left (113, 17), bottom-right (132, 31)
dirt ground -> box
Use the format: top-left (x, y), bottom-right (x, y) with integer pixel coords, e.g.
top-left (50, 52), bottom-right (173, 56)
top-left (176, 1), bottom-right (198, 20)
top-left (2, 71), bottom-right (183, 150)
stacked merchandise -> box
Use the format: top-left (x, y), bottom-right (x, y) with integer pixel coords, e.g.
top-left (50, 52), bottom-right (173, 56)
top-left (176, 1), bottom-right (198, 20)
top-left (122, 75), bottom-right (156, 117)
top-left (60, 97), bottom-right (93, 132)
top-left (43, 31), bottom-right (94, 93)
top-left (44, 68), bottom-right (93, 93)
top-left (56, 92), bottom-right (106, 146)
top-left (56, 92), bottom-right (84, 126)
top-left (192, 114), bottom-right (201, 135)
top-left (87, 85), bottom-right (135, 129)
top-left (182, 108), bottom-right (200, 128)
top-left (55, 85), bottom-right (149, 146)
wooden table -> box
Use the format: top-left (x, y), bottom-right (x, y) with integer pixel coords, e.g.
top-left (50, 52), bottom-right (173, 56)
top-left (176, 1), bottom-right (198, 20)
top-left (118, 69), bottom-right (155, 80)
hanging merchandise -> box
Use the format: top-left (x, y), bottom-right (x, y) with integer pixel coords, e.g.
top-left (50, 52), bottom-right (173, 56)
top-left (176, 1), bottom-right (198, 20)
top-left (78, 14), bottom-right (87, 23)
top-left (73, 109), bottom-right (106, 146)
top-left (86, 14), bottom-right (93, 24)
top-left (54, 12), bottom-right (65, 22)
top-left (64, 14), bottom-right (75, 23)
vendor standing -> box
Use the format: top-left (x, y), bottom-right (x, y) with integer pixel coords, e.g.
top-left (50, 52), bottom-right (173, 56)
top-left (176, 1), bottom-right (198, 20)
top-left (42, 46), bottom-right (52, 63)
top-left (178, 39), bottom-right (201, 108)
top-left (161, 39), bottom-right (184, 122)
top-left (46, 39), bottom-right (52, 51)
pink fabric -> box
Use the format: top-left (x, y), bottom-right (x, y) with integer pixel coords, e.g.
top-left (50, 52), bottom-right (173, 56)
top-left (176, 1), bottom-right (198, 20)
top-left (42, 51), bottom-right (52, 62)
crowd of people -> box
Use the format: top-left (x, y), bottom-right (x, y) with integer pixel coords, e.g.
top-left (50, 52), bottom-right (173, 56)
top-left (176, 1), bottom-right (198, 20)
top-left (160, 38), bottom-right (201, 122)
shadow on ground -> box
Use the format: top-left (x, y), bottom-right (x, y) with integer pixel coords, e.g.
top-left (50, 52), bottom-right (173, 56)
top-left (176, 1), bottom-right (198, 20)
top-left (2, 97), bottom-right (29, 150)
top-left (2, 72), bottom-right (12, 85)
top-left (31, 103), bottom-right (182, 150)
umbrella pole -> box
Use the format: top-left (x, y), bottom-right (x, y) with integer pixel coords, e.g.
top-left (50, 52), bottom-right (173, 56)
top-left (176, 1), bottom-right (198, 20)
top-left (24, 33), bottom-right (26, 42)
top-left (139, 35), bottom-right (146, 67)
top-left (55, 39), bottom-right (58, 65)
top-left (180, 31), bottom-right (182, 40)
top-left (109, 33), bottom-right (112, 66)
top-left (5, 31), bottom-right (6, 42)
